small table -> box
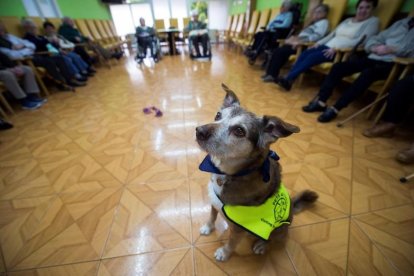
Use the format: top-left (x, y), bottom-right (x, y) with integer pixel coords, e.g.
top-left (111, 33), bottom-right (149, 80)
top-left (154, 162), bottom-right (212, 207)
top-left (157, 28), bottom-right (181, 55)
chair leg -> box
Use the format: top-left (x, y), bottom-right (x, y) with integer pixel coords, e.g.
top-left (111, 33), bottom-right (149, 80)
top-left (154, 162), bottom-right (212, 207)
top-left (25, 60), bottom-right (50, 97)
top-left (336, 93), bottom-right (388, 128)
top-left (0, 93), bottom-right (15, 115)
top-left (400, 173), bottom-right (414, 183)
top-left (0, 106), bottom-right (8, 119)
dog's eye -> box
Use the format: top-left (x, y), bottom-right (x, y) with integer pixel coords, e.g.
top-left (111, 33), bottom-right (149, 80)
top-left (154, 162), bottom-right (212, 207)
top-left (214, 112), bottom-right (222, 121)
top-left (233, 127), bottom-right (245, 137)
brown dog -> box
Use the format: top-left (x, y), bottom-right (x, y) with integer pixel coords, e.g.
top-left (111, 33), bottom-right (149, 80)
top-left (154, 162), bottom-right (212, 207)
top-left (196, 84), bottom-right (318, 261)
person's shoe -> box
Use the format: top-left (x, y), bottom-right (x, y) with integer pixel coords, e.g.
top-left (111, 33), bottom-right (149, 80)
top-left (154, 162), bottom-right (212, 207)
top-left (88, 67), bottom-right (97, 74)
top-left (318, 107), bottom-right (338, 123)
top-left (261, 74), bottom-right (268, 79)
top-left (302, 100), bottom-right (327, 113)
top-left (276, 77), bottom-right (292, 91)
top-left (0, 118), bottom-right (13, 130)
top-left (76, 76), bottom-right (88, 82)
top-left (262, 75), bottom-right (275, 82)
top-left (362, 122), bottom-right (396, 138)
top-left (21, 99), bottom-right (42, 110)
top-left (68, 80), bottom-right (87, 87)
top-left (27, 94), bottom-right (48, 104)
top-left (396, 144), bottom-right (414, 164)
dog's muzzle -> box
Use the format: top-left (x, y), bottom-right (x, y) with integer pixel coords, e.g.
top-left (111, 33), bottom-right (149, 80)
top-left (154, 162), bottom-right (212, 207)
top-left (196, 125), bottom-right (212, 141)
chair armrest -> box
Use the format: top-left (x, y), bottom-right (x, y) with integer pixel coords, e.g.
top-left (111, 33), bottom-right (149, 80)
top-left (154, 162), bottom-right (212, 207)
top-left (393, 57), bottom-right (414, 65)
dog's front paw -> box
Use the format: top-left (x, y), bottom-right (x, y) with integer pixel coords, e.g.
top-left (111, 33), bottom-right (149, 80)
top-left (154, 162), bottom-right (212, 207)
top-left (252, 239), bottom-right (268, 255)
top-left (200, 223), bottom-right (215, 236)
top-left (214, 247), bottom-right (231, 262)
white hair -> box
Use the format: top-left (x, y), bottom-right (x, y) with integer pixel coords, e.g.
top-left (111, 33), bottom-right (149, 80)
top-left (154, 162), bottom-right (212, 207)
top-left (191, 10), bottom-right (199, 16)
top-left (21, 18), bottom-right (35, 27)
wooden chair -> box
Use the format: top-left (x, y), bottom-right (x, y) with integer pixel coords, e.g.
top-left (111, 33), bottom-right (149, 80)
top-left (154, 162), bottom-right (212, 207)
top-left (0, 16), bottom-right (50, 96)
top-left (107, 20), bottom-right (132, 51)
top-left (0, 83), bottom-right (15, 116)
top-left (85, 19), bottom-right (118, 50)
top-left (234, 10), bottom-right (261, 50)
top-left (311, 0), bottom-right (402, 78)
top-left (229, 13), bottom-right (245, 47)
top-left (226, 14), bottom-right (239, 44)
top-left (169, 18), bottom-right (178, 28)
top-left (337, 58), bottom-right (414, 127)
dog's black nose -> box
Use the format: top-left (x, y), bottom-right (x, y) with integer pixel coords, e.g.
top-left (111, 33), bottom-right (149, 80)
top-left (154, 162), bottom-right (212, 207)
top-left (196, 126), bottom-right (211, 141)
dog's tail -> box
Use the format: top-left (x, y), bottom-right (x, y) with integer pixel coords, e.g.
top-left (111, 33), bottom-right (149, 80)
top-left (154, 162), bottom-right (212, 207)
top-left (292, 190), bottom-right (318, 214)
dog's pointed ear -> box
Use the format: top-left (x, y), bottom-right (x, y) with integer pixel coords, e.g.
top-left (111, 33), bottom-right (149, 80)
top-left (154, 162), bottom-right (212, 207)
top-left (261, 116), bottom-right (300, 145)
top-left (221, 83), bottom-right (240, 108)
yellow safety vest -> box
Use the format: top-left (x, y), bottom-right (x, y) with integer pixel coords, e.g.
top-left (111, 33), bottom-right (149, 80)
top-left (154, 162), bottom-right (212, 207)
top-left (222, 184), bottom-right (291, 240)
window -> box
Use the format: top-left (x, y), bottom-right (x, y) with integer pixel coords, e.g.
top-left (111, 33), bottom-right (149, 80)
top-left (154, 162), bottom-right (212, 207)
top-left (208, 0), bottom-right (229, 30)
top-left (22, 0), bottom-right (61, 18)
top-left (130, 3), bottom-right (154, 28)
top-left (152, 0), bottom-right (170, 28)
top-left (170, 0), bottom-right (187, 29)
top-left (110, 4), bottom-right (135, 36)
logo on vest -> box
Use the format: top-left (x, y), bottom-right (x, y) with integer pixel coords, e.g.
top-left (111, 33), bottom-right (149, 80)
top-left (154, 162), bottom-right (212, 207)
top-left (259, 192), bottom-right (288, 228)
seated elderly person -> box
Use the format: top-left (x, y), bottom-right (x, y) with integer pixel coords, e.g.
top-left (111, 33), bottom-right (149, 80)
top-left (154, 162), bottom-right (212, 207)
top-left (21, 19), bottom-right (87, 86)
top-left (0, 52), bottom-right (46, 110)
top-left (0, 21), bottom-right (75, 90)
top-left (135, 17), bottom-right (158, 62)
top-left (185, 11), bottom-right (209, 57)
top-left (363, 74), bottom-right (414, 164)
top-left (43, 21), bottom-right (95, 76)
top-left (58, 17), bottom-right (123, 60)
top-left (277, 0), bottom-right (380, 91)
top-left (246, 1), bottom-right (294, 63)
top-left (262, 4), bottom-right (329, 82)
top-left (302, 16), bottom-right (414, 123)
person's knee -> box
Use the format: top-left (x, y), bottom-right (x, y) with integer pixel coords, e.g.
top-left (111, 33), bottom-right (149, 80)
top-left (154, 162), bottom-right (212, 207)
top-left (0, 70), bottom-right (15, 80)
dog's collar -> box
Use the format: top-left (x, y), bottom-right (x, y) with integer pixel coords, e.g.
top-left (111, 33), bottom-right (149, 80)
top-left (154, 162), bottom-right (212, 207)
top-left (199, 151), bottom-right (280, 182)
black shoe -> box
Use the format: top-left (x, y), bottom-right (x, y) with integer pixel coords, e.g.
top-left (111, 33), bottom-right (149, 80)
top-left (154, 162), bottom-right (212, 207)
top-left (76, 76), bottom-right (88, 82)
top-left (0, 118), bottom-right (13, 130)
top-left (276, 77), bottom-right (292, 91)
top-left (302, 100), bottom-right (327, 113)
top-left (88, 68), bottom-right (97, 74)
top-left (317, 107), bottom-right (338, 123)
top-left (68, 80), bottom-right (86, 87)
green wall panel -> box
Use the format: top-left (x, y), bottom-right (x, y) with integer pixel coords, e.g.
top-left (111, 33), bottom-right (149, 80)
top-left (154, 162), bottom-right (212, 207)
top-left (56, 0), bottom-right (111, 19)
top-left (0, 0), bottom-right (27, 17)
top-left (230, 0), bottom-right (248, 14)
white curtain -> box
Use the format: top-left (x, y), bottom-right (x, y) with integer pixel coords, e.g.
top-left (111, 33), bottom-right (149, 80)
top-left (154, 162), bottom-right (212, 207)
top-left (208, 0), bottom-right (229, 30)
top-left (110, 5), bottom-right (135, 36)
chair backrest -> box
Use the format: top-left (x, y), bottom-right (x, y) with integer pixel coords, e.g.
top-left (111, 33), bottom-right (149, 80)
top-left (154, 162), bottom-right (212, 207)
top-left (154, 19), bottom-right (165, 30)
top-left (234, 13), bottom-right (245, 36)
top-left (183, 17), bottom-right (190, 29)
top-left (374, 0), bottom-right (404, 30)
top-left (29, 17), bottom-right (45, 31)
top-left (225, 15), bottom-right (233, 32)
top-left (85, 19), bottom-right (102, 40)
top-left (107, 20), bottom-right (119, 37)
top-left (255, 9), bottom-right (270, 33)
top-left (169, 18), bottom-right (178, 28)
top-left (94, 20), bottom-right (110, 39)
top-left (75, 19), bottom-right (93, 39)
top-left (0, 16), bottom-right (25, 37)
top-left (230, 14), bottom-right (239, 34)
top-left (102, 20), bottom-right (117, 39)
top-left (323, 0), bottom-right (347, 30)
top-left (269, 7), bottom-right (280, 24)
top-left (246, 10), bottom-right (260, 35)
top-left (46, 17), bottom-right (63, 30)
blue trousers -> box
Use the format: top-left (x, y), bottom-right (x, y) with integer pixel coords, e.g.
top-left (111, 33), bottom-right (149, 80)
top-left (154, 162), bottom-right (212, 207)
top-left (61, 52), bottom-right (88, 77)
top-left (66, 52), bottom-right (88, 72)
top-left (285, 45), bottom-right (334, 81)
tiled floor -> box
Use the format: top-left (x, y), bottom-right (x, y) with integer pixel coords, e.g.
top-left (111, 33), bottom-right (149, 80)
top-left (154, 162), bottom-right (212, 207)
top-left (1, 45), bottom-right (413, 275)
